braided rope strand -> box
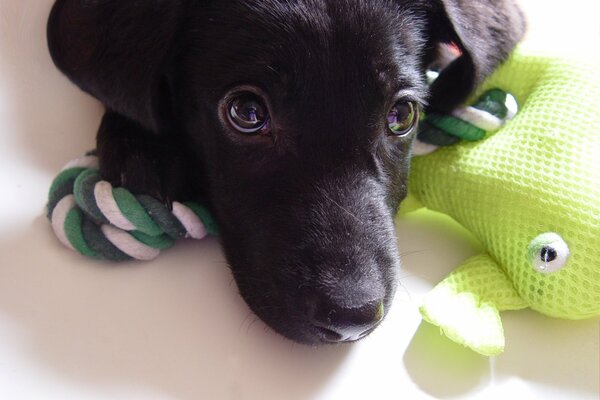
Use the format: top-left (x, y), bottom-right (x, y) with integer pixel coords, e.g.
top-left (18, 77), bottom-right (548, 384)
top-left (47, 154), bottom-right (216, 261)
top-left (414, 89), bottom-right (518, 155)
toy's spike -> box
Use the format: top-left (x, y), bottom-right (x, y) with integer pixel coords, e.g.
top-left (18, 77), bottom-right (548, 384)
top-left (420, 254), bottom-right (527, 356)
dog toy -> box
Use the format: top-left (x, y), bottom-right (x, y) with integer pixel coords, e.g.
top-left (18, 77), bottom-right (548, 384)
top-left (404, 48), bottom-right (600, 356)
top-left (47, 153), bottom-right (217, 261)
top-left (413, 87), bottom-right (518, 156)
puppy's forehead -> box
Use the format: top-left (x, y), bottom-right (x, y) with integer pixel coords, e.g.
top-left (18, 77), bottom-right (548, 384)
top-left (197, 0), bottom-right (425, 99)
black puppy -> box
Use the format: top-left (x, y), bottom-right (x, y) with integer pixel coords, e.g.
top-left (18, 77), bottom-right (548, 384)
top-left (47, 0), bottom-right (525, 344)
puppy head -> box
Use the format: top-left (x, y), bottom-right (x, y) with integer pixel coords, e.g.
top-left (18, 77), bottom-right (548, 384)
top-left (175, 1), bottom-right (428, 343)
top-left (48, 0), bottom-right (525, 344)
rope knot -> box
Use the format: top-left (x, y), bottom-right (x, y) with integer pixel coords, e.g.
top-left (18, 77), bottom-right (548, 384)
top-left (47, 154), bottom-right (217, 261)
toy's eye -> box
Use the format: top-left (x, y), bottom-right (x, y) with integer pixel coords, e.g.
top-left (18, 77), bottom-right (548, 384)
top-left (527, 233), bottom-right (570, 274)
top-left (387, 101), bottom-right (418, 137)
top-left (225, 92), bottom-right (271, 135)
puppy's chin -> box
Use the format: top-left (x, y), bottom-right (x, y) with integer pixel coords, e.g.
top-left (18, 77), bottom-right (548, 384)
top-left (226, 228), bottom-right (401, 345)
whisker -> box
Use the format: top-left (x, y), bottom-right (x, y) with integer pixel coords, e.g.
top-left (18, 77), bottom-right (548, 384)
top-left (246, 316), bottom-right (259, 335)
top-left (399, 248), bottom-right (432, 258)
top-left (239, 311), bottom-right (254, 333)
top-left (320, 190), bottom-right (366, 225)
top-left (395, 281), bottom-right (413, 302)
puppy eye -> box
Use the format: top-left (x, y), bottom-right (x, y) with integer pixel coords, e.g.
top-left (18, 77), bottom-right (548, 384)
top-left (226, 92), bottom-right (271, 134)
top-left (387, 101), bottom-right (418, 137)
top-left (527, 233), bottom-right (570, 274)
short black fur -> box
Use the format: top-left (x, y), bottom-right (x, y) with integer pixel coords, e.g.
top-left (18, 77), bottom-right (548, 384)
top-left (47, 0), bottom-right (525, 344)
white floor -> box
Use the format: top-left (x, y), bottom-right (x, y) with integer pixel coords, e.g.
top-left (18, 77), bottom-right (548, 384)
top-left (0, 1), bottom-right (598, 399)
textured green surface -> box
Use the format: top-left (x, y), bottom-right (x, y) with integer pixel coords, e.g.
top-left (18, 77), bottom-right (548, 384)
top-left (408, 48), bottom-right (600, 355)
top-left (420, 254), bottom-right (527, 356)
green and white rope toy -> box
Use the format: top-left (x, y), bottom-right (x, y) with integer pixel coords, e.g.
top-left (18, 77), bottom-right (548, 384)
top-left (414, 88), bottom-right (518, 155)
top-left (47, 153), bottom-right (217, 261)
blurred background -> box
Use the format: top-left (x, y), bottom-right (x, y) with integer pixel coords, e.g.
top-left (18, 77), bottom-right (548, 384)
top-left (519, 0), bottom-right (600, 55)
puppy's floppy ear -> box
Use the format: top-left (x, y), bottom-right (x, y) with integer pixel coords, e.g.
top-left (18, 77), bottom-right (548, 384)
top-left (420, 0), bottom-right (526, 112)
top-left (47, 0), bottom-right (186, 132)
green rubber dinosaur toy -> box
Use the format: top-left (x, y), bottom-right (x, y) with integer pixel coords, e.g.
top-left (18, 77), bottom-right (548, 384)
top-left (404, 48), bottom-right (600, 356)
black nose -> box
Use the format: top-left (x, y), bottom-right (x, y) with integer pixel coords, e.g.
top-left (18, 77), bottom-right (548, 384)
top-left (309, 297), bottom-right (385, 342)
